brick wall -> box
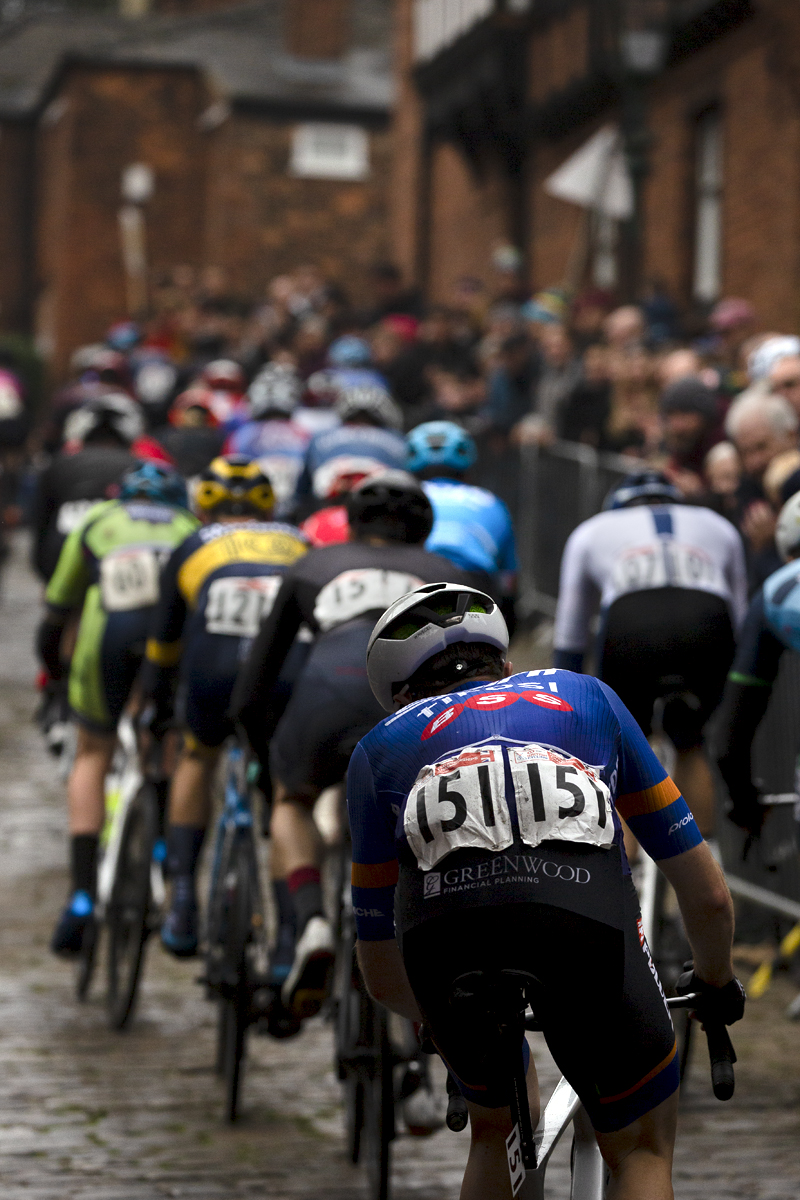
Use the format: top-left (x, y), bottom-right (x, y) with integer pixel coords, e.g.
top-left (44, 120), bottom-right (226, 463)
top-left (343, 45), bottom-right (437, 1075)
top-left (389, 0), bottom-right (425, 284)
top-left (528, 3), bottom-right (589, 105)
top-left (203, 112), bottom-right (390, 302)
top-left (0, 121), bottom-right (35, 333)
top-left (285, 0), bottom-right (351, 58)
top-left (35, 65), bottom-right (208, 377)
top-left (425, 142), bottom-right (515, 300)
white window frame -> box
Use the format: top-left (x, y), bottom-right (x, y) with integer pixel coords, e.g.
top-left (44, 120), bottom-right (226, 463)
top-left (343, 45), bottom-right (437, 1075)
top-left (693, 109), bottom-right (723, 303)
top-left (290, 123), bottom-right (369, 181)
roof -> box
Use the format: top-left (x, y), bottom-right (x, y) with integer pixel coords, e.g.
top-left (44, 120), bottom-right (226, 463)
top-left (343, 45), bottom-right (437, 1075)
top-left (0, 0), bottom-right (393, 121)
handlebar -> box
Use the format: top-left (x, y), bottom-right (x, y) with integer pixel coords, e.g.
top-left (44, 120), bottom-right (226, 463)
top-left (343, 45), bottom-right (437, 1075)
top-left (667, 993), bottom-right (737, 1101)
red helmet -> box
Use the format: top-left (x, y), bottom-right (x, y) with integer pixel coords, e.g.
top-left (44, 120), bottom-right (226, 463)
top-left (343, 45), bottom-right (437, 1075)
top-left (169, 386), bottom-right (220, 427)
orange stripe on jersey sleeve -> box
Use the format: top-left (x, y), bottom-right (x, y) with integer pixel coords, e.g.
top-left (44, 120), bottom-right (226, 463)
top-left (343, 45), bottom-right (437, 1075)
top-left (351, 860), bottom-right (400, 889)
top-left (616, 776), bottom-right (681, 820)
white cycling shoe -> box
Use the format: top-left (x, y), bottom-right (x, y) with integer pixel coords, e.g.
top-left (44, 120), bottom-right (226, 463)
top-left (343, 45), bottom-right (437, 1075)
top-left (281, 915), bottom-right (336, 1020)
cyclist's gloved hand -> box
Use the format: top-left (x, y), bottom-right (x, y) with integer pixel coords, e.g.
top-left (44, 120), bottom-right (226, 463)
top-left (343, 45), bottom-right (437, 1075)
top-left (676, 963), bottom-right (746, 1026)
top-left (724, 779), bottom-right (765, 837)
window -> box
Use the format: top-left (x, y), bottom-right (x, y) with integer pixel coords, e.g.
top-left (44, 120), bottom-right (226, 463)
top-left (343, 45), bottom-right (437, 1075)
top-left (290, 124), bottom-right (369, 181)
top-left (693, 109), bottom-right (723, 302)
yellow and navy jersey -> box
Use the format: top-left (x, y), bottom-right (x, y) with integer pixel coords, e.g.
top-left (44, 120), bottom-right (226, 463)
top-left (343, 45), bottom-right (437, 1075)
top-left (146, 520), bottom-right (308, 668)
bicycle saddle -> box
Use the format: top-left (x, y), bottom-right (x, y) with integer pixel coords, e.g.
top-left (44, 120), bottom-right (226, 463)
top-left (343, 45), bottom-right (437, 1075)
top-left (448, 969), bottom-right (542, 1019)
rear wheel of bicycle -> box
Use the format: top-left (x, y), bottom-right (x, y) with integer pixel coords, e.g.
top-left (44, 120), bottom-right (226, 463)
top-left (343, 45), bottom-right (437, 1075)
top-left (106, 786), bottom-right (157, 1030)
top-left (208, 831), bottom-right (253, 1122)
top-left (362, 1002), bottom-right (394, 1200)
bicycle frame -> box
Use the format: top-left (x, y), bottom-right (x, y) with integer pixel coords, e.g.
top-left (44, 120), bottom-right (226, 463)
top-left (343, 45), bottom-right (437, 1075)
top-left (97, 716), bottom-right (144, 917)
top-left (207, 742), bottom-right (254, 905)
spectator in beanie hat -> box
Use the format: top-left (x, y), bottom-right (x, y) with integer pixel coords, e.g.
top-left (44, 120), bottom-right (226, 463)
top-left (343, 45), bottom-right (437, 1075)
top-left (659, 376), bottom-right (720, 495)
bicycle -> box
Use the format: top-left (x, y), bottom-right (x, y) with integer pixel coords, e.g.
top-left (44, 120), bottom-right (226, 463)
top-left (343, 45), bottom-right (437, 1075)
top-left (332, 811), bottom-right (437, 1200)
top-left (202, 735), bottom-right (271, 1122)
top-left (441, 967), bottom-right (736, 1199)
top-left (75, 714), bottom-right (169, 1029)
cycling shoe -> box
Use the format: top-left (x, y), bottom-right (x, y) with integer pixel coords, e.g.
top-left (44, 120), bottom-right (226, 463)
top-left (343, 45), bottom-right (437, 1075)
top-left (281, 915), bottom-right (335, 1020)
top-left (160, 892), bottom-right (199, 958)
top-left (51, 890), bottom-right (95, 957)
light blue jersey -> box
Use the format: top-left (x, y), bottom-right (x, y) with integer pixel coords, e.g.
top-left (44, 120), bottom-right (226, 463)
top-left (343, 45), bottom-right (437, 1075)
top-left (422, 478), bottom-right (517, 576)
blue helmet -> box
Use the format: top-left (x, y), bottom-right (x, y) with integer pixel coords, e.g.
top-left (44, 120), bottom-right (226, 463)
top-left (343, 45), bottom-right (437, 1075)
top-left (406, 421), bottom-right (477, 475)
top-left (119, 460), bottom-right (188, 509)
top-left (603, 470), bottom-right (682, 510)
top-left (327, 335), bottom-right (372, 368)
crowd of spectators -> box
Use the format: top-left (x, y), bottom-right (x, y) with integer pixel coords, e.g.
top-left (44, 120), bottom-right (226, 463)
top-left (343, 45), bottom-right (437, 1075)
top-left (13, 259), bottom-right (800, 595)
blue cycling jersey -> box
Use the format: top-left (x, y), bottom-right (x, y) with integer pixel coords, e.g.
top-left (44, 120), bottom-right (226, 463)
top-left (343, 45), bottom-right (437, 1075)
top-left (347, 669), bottom-right (701, 941)
top-left (422, 478), bottom-right (517, 576)
top-left (300, 425), bottom-right (407, 499)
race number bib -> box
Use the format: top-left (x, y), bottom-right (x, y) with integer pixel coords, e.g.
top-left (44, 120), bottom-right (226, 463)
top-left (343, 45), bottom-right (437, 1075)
top-left (509, 745), bottom-right (613, 851)
top-left (100, 548), bottom-right (160, 611)
top-left (205, 575), bottom-right (282, 637)
top-left (404, 743), bottom-right (613, 871)
top-left (611, 542), bottom-right (724, 595)
top-left (404, 745), bottom-right (512, 871)
top-left (313, 569), bottom-right (424, 633)
top-left (56, 499), bottom-right (96, 535)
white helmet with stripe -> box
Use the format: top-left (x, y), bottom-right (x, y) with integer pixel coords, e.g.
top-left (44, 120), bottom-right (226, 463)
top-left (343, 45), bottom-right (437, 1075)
top-left (366, 582), bottom-right (509, 711)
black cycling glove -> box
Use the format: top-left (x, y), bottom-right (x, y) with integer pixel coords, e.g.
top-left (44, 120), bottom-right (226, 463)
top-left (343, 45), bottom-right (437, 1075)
top-left (676, 964), bottom-right (746, 1026)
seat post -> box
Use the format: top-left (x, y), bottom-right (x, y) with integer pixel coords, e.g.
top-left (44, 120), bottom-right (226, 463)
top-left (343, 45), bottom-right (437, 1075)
top-left (503, 1017), bottom-right (537, 1171)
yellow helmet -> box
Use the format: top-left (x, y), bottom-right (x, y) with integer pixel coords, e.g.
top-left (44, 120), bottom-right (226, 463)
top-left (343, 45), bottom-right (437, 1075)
top-left (194, 455), bottom-right (275, 517)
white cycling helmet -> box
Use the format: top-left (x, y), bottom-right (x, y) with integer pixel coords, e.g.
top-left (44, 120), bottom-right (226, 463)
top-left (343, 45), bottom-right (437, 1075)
top-left (367, 582), bottom-right (509, 711)
top-left (335, 384), bottom-right (403, 431)
top-left (776, 491), bottom-right (800, 561)
top-left (248, 362), bottom-right (302, 419)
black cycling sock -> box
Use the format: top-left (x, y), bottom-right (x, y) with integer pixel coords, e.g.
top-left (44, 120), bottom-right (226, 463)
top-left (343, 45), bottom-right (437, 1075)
top-left (272, 880), bottom-right (297, 936)
top-left (166, 825), bottom-right (205, 880)
top-left (287, 867), bottom-right (323, 937)
top-left (70, 834), bottom-right (99, 899)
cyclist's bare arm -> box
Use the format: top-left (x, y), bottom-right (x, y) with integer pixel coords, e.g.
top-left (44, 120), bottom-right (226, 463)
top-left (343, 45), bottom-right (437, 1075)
top-left (357, 938), bottom-right (423, 1022)
top-left (657, 842), bottom-right (734, 987)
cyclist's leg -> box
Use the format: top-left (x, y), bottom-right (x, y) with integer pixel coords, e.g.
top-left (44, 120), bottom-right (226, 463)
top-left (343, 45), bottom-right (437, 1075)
top-left (594, 1092), bottom-right (678, 1200)
top-left (461, 1066), bottom-right (540, 1200)
top-left (162, 638), bottom-right (236, 956)
top-left (54, 608), bottom-right (143, 954)
top-left (671, 748), bottom-right (715, 836)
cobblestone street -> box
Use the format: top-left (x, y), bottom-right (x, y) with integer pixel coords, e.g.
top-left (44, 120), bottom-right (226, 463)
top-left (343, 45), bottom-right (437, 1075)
top-left (0, 536), bottom-right (798, 1199)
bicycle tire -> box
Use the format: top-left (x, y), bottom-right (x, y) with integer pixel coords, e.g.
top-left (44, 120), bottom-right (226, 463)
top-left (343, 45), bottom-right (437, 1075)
top-left (207, 828), bottom-right (253, 1122)
top-left (106, 785), bottom-right (157, 1030)
top-left (74, 918), bottom-right (100, 1002)
top-left (362, 1002), bottom-right (394, 1200)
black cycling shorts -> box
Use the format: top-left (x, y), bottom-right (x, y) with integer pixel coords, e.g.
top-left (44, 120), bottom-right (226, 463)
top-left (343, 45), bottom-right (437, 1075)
top-left (402, 882), bottom-right (678, 1134)
top-left (270, 620), bottom-right (385, 797)
top-left (599, 587), bottom-right (735, 750)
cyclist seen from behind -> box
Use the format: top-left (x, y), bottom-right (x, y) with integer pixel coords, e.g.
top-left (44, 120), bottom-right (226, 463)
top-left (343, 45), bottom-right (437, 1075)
top-left (141, 455), bottom-right (309, 958)
top-left (231, 471), bottom-right (474, 1020)
top-left (406, 421), bottom-right (518, 627)
top-left (40, 462), bottom-right (198, 955)
top-left (716, 489), bottom-right (800, 835)
top-left (553, 470), bottom-right (747, 837)
top-left (349, 582), bottom-right (744, 1199)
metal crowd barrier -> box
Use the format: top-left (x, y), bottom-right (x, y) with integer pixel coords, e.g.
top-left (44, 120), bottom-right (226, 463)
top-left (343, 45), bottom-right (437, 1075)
top-left (472, 436), bottom-right (800, 936)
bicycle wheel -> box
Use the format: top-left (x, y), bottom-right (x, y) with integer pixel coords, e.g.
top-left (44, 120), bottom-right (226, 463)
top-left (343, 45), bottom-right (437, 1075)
top-left (362, 1001), bottom-right (394, 1200)
top-left (106, 785), bottom-right (157, 1030)
top-left (208, 829), bottom-right (254, 1122)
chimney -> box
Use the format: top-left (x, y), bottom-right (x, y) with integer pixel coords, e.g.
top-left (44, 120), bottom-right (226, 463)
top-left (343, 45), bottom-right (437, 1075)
top-left (285, 0), bottom-right (351, 59)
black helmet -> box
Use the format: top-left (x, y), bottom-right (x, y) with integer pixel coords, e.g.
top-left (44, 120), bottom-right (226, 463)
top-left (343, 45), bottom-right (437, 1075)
top-left (604, 469), bottom-right (682, 510)
top-left (345, 470), bottom-right (434, 545)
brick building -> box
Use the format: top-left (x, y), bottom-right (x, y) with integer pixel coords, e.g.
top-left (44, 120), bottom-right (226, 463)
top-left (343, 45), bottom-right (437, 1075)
top-left (392, 0), bottom-right (800, 330)
top-left (0, 0), bottom-right (392, 375)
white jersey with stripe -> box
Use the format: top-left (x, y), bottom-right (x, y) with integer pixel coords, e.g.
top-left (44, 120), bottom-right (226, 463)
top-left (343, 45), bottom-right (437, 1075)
top-left (554, 504), bottom-right (748, 653)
